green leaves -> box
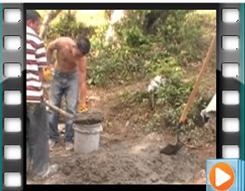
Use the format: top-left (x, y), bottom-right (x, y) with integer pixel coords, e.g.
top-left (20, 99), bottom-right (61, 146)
top-left (45, 11), bottom-right (92, 42)
top-left (87, 10), bottom-right (215, 88)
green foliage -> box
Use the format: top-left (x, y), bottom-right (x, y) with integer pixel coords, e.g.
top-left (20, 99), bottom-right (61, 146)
top-left (155, 76), bottom-right (193, 107)
top-left (116, 75), bottom-right (211, 132)
top-left (142, 81), bottom-right (211, 131)
top-left (45, 11), bottom-right (94, 43)
top-left (120, 90), bottom-right (150, 105)
top-left (88, 23), bottom-right (148, 86)
top-left (154, 76), bottom-right (193, 127)
top-left (155, 78), bottom-right (211, 128)
top-left (87, 10), bottom-right (215, 87)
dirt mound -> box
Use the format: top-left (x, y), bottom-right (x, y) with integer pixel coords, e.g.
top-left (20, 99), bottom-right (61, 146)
top-left (28, 132), bottom-right (214, 184)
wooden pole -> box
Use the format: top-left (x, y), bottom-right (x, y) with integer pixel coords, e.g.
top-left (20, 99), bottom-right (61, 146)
top-left (179, 34), bottom-right (216, 124)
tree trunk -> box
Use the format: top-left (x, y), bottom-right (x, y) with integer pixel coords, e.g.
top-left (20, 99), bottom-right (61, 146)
top-left (143, 11), bottom-right (170, 34)
top-left (40, 10), bottom-right (62, 39)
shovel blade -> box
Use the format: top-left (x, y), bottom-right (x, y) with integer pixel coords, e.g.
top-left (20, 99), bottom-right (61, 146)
top-left (160, 142), bottom-right (184, 155)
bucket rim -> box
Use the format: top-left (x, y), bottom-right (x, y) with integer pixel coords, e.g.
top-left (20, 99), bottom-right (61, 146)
top-left (74, 124), bottom-right (103, 134)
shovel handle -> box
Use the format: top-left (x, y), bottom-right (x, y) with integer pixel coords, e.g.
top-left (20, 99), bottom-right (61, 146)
top-left (43, 100), bottom-right (74, 119)
top-left (179, 34), bottom-right (216, 124)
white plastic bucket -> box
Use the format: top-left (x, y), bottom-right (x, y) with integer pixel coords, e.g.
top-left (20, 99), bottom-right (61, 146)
top-left (74, 123), bottom-right (103, 154)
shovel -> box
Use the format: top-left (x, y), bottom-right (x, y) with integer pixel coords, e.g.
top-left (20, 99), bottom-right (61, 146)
top-left (160, 34), bottom-right (216, 155)
top-left (43, 100), bottom-right (103, 124)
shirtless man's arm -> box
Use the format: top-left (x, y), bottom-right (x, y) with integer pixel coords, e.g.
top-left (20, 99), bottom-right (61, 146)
top-left (47, 39), bottom-right (59, 66)
top-left (78, 56), bottom-right (87, 107)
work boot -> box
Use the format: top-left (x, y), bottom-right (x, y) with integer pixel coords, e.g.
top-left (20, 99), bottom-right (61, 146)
top-left (33, 164), bottom-right (58, 181)
top-left (65, 142), bottom-right (74, 151)
top-left (49, 139), bottom-right (57, 151)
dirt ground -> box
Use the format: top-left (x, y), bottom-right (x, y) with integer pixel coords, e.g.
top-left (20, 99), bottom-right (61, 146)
top-left (27, 80), bottom-right (216, 185)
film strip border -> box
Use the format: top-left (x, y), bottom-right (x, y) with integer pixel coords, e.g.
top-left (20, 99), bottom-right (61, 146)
top-left (218, 4), bottom-right (241, 159)
top-left (240, 4), bottom-right (245, 161)
top-left (2, 3), bottom-right (24, 191)
top-left (0, 3), bottom-right (243, 190)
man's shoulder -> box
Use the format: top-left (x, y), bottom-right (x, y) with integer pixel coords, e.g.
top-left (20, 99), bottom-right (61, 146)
top-left (27, 27), bottom-right (44, 46)
top-left (58, 36), bottom-right (74, 42)
top-left (56, 37), bottom-right (76, 49)
top-left (56, 37), bottom-right (75, 45)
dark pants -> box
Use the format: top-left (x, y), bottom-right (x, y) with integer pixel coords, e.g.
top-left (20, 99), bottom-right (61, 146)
top-left (49, 70), bottom-right (79, 143)
top-left (27, 103), bottom-right (49, 176)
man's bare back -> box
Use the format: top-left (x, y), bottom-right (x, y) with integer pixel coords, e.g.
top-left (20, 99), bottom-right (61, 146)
top-left (48, 37), bottom-right (83, 73)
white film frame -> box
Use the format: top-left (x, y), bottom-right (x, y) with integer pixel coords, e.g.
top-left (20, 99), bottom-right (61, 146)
top-left (2, 5), bottom-right (23, 189)
top-left (221, 7), bottom-right (241, 159)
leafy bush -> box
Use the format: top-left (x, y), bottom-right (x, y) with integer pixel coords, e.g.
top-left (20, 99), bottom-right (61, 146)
top-left (154, 77), bottom-right (211, 128)
top-left (153, 75), bottom-right (193, 126)
top-left (155, 76), bottom-right (193, 106)
top-left (87, 10), bottom-right (215, 87)
top-left (45, 11), bottom-right (94, 43)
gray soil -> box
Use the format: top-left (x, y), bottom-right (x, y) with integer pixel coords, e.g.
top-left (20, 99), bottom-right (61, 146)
top-left (27, 116), bottom-right (215, 185)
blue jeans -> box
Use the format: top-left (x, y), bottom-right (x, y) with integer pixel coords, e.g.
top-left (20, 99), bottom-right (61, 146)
top-left (49, 70), bottom-right (79, 143)
top-left (27, 103), bottom-right (49, 176)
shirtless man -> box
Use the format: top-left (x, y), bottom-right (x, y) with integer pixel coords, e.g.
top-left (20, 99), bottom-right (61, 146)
top-left (47, 36), bottom-right (90, 151)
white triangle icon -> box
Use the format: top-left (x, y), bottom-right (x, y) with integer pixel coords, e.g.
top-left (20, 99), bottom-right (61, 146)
top-left (215, 168), bottom-right (231, 187)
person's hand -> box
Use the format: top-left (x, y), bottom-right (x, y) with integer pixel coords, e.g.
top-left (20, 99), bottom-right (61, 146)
top-left (43, 67), bottom-right (53, 82)
top-left (77, 103), bottom-right (89, 112)
top-left (42, 89), bottom-right (49, 101)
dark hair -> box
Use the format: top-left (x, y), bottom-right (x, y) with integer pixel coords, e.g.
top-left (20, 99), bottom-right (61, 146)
top-left (76, 37), bottom-right (91, 55)
top-left (26, 10), bottom-right (41, 21)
